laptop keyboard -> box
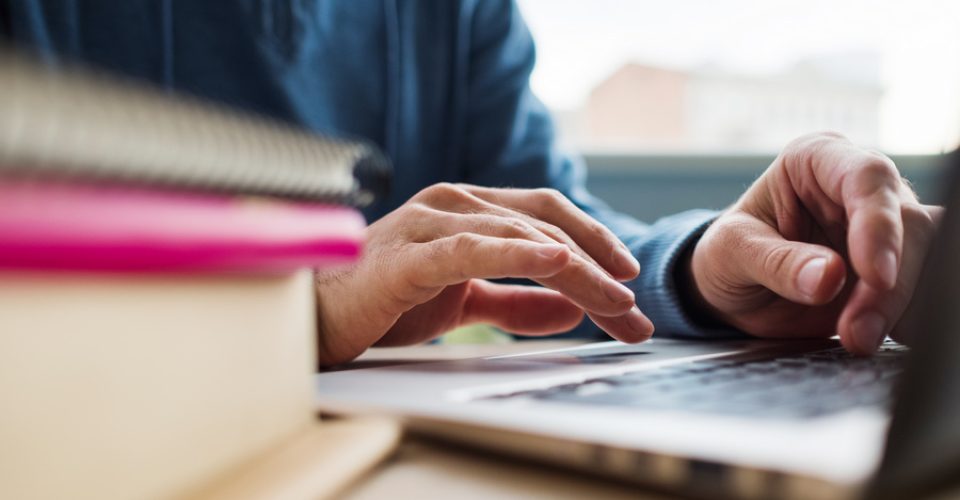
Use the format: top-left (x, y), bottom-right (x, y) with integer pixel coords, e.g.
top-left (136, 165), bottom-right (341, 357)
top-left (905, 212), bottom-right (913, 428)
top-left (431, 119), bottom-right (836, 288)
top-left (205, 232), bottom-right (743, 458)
top-left (485, 342), bottom-right (908, 419)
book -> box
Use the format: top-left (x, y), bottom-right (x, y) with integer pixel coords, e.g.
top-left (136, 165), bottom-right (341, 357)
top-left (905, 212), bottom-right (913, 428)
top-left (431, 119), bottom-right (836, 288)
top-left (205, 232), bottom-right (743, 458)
top-left (0, 272), bottom-right (404, 500)
top-left (0, 50), bottom-right (391, 206)
top-left (0, 271), bottom-right (317, 499)
top-left (0, 51), bottom-right (385, 273)
top-left (0, 50), bottom-right (399, 500)
top-left (0, 179), bottom-right (366, 272)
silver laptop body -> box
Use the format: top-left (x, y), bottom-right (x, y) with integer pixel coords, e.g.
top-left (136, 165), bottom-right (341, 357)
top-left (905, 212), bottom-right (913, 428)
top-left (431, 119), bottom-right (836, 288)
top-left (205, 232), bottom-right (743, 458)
top-left (315, 153), bottom-right (960, 499)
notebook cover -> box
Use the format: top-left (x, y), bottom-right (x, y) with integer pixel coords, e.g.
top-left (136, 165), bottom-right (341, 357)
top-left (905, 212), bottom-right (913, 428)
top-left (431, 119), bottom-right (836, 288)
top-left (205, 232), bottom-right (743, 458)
top-left (0, 179), bottom-right (365, 272)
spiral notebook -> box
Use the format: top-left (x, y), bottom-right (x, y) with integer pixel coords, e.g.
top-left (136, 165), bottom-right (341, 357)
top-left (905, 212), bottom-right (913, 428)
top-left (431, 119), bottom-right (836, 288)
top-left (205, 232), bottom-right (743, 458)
top-left (0, 51), bottom-right (391, 205)
top-left (0, 51), bottom-right (391, 272)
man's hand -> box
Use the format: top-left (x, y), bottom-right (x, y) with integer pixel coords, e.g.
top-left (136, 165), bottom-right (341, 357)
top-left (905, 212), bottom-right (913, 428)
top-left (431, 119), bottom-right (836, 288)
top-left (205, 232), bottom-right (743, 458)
top-left (315, 183), bottom-right (653, 366)
top-left (690, 132), bottom-right (942, 355)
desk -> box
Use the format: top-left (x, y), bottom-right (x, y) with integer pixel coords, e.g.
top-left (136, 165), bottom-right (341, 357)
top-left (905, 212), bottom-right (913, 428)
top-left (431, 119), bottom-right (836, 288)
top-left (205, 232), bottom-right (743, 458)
top-left (333, 341), bottom-right (674, 500)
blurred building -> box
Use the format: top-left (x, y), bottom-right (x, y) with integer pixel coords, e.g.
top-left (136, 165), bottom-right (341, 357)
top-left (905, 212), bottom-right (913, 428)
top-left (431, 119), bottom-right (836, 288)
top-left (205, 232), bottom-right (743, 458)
top-left (579, 54), bottom-right (884, 152)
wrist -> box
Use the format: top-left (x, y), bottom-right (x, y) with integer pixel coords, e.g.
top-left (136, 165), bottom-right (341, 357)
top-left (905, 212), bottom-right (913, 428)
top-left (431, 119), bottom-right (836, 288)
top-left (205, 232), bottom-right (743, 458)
top-left (314, 268), bottom-right (366, 367)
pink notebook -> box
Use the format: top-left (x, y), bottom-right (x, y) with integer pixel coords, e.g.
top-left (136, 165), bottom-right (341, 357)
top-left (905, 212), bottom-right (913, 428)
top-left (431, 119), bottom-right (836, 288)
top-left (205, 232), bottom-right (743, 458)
top-left (0, 180), bottom-right (365, 273)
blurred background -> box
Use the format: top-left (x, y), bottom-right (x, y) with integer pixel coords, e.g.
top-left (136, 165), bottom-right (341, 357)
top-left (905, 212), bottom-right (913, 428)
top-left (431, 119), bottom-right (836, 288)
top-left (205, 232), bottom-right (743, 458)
top-left (517, 0), bottom-right (960, 221)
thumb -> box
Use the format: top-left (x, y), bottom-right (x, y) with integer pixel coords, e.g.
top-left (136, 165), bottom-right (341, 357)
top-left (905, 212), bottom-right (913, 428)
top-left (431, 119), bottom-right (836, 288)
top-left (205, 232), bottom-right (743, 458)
top-left (737, 223), bottom-right (848, 305)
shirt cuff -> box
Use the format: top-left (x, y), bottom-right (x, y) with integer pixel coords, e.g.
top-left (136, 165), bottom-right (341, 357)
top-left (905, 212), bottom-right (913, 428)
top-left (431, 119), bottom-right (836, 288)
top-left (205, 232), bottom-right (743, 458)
top-left (629, 209), bottom-right (748, 340)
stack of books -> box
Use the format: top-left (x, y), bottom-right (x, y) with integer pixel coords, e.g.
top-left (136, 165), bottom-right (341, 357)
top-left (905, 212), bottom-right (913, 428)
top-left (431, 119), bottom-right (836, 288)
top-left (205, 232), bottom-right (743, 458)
top-left (0, 53), bottom-right (398, 500)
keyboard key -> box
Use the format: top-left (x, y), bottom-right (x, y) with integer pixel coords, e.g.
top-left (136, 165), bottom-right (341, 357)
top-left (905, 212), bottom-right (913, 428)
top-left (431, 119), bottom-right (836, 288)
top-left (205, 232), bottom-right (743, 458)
top-left (488, 346), bottom-right (908, 419)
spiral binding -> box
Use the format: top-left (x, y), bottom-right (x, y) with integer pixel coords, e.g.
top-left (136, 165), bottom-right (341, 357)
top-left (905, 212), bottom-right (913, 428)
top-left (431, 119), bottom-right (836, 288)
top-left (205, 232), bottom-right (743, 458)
top-left (0, 51), bottom-right (391, 206)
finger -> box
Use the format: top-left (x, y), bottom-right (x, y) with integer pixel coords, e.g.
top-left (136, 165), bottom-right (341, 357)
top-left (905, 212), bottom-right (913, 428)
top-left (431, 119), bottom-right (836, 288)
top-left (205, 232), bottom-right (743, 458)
top-left (837, 282), bottom-right (897, 355)
top-left (459, 185), bottom-right (640, 281)
top-left (411, 208), bottom-right (607, 278)
top-left (409, 234), bottom-right (572, 291)
top-left (719, 213), bottom-right (847, 305)
top-left (781, 134), bottom-right (904, 290)
top-left (531, 256), bottom-right (636, 317)
top-left (461, 281), bottom-right (585, 334)
top-left (837, 204), bottom-right (942, 354)
top-left (890, 204), bottom-right (945, 345)
top-left (588, 307), bottom-right (655, 344)
top-left (408, 210), bottom-right (636, 315)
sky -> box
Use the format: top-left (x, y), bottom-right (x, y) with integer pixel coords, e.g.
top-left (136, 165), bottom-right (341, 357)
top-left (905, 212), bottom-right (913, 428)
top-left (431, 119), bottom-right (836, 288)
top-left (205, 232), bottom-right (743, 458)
top-left (518, 0), bottom-right (960, 154)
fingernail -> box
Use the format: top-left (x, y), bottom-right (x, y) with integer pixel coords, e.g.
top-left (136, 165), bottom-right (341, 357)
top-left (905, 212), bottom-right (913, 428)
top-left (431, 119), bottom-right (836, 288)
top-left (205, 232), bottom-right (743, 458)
top-left (797, 257), bottom-right (826, 299)
top-left (538, 245), bottom-right (566, 259)
top-left (626, 306), bottom-right (654, 339)
top-left (603, 279), bottom-right (635, 304)
top-left (876, 249), bottom-right (898, 290)
top-left (852, 312), bottom-right (887, 353)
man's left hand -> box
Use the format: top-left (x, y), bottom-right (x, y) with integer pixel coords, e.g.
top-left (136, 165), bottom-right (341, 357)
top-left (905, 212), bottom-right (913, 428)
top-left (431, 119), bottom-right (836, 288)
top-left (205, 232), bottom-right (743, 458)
top-left (689, 132), bottom-right (943, 354)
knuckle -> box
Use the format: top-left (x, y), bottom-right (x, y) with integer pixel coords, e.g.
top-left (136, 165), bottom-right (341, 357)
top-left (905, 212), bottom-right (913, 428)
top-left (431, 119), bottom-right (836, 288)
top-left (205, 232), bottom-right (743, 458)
top-left (501, 218), bottom-right (536, 239)
top-left (902, 203), bottom-right (938, 240)
top-left (534, 187), bottom-right (566, 206)
top-left (857, 155), bottom-right (898, 181)
top-left (844, 158), bottom-right (901, 202)
top-left (899, 176), bottom-right (920, 202)
top-left (449, 233), bottom-right (481, 257)
top-left (499, 238), bottom-right (527, 256)
top-left (533, 220), bottom-right (567, 242)
top-left (813, 130), bottom-right (848, 141)
top-left (402, 201), bottom-right (434, 218)
top-left (761, 244), bottom-right (793, 278)
top-left (423, 239), bottom-right (446, 264)
top-left (782, 131), bottom-right (849, 164)
top-left (425, 235), bottom-right (478, 283)
top-left (804, 130), bottom-right (848, 147)
top-left (416, 182), bottom-right (467, 204)
top-left (589, 220), bottom-right (612, 241)
top-left (396, 203), bottom-right (447, 240)
top-left (430, 182), bottom-right (460, 195)
top-left (709, 213), bottom-right (751, 250)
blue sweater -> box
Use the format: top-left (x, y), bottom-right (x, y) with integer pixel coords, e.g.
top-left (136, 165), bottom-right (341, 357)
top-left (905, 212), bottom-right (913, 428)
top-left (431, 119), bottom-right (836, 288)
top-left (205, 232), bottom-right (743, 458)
top-left (0, 0), bottom-right (734, 340)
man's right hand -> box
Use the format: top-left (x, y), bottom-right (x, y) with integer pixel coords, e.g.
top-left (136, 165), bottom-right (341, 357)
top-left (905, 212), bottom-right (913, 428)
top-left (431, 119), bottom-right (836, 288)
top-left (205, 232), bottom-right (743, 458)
top-left (314, 183), bottom-right (653, 366)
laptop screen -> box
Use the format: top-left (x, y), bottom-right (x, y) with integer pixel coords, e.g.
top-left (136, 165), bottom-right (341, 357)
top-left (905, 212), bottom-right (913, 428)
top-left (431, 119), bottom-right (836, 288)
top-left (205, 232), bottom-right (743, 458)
top-left (871, 151), bottom-right (960, 498)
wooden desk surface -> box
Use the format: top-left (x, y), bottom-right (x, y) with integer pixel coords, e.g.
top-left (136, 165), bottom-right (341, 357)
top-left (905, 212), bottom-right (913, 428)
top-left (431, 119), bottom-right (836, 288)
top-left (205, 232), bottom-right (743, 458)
top-left (341, 436), bottom-right (668, 500)
top-left (333, 341), bottom-right (674, 500)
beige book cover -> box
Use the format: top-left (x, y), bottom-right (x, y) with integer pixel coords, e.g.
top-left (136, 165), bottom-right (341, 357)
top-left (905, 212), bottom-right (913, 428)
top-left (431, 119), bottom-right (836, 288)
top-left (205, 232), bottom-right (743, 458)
top-left (0, 270), bottom-right (319, 500)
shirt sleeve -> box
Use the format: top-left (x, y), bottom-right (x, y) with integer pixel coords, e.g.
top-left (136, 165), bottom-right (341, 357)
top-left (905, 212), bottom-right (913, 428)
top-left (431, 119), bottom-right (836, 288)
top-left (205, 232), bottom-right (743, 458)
top-left (460, 0), bottom-right (745, 340)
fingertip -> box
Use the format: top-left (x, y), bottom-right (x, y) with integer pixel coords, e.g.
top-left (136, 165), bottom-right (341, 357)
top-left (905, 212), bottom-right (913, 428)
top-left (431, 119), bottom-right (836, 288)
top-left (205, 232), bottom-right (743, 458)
top-left (612, 248), bottom-right (641, 281)
top-left (539, 296), bottom-right (588, 333)
top-left (560, 307), bottom-right (588, 332)
top-left (469, 283), bottom-right (586, 335)
top-left (841, 311), bottom-right (887, 356)
top-left (838, 329), bottom-right (864, 356)
top-left (588, 307), bottom-right (654, 344)
top-left (622, 306), bottom-right (655, 343)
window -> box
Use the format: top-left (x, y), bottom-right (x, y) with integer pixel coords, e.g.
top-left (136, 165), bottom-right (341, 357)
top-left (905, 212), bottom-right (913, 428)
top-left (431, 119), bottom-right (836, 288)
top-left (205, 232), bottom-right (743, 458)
top-left (519, 0), bottom-right (960, 155)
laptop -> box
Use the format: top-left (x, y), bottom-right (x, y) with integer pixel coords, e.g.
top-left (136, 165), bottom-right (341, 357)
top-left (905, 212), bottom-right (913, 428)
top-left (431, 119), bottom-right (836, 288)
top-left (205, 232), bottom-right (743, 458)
top-left (315, 152), bottom-right (960, 500)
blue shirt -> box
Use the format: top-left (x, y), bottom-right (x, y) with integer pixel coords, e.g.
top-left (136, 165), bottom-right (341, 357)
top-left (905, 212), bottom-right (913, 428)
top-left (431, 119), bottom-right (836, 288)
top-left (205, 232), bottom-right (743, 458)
top-left (0, 0), bottom-right (733, 340)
